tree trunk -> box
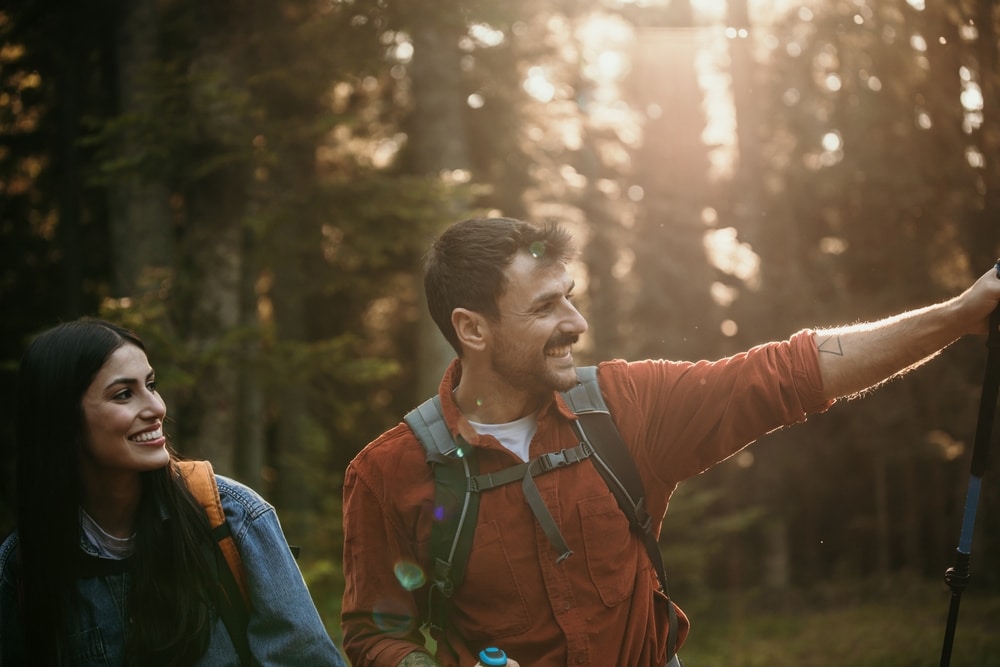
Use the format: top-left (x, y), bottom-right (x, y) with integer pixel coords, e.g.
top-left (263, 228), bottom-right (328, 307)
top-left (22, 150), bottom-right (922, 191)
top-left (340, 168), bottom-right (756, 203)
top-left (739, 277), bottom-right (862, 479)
top-left (181, 24), bottom-right (248, 476)
top-left (628, 19), bottom-right (720, 361)
top-left (408, 11), bottom-right (470, 399)
top-left (185, 181), bottom-right (243, 474)
top-left (109, 0), bottom-right (173, 299)
top-left (53, 3), bottom-right (86, 317)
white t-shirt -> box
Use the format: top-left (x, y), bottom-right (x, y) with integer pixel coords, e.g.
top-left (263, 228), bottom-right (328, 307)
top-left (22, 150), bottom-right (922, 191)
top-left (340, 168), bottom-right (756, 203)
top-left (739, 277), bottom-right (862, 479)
top-left (79, 508), bottom-right (135, 559)
top-left (468, 413), bottom-right (538, 462)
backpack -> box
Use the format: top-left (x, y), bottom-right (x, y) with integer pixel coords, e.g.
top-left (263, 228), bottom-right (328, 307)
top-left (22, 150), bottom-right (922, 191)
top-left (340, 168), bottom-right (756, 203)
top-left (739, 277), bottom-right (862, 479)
top-left (175, 460), bottom-right (252, 663)
top-left (404, 366), bottom-right (679, 664)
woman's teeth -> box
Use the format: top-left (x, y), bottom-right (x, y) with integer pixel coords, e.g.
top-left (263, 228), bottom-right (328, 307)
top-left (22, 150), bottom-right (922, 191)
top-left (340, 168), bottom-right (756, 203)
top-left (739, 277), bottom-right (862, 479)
top-left (130, 429), bottom-right (162, 443)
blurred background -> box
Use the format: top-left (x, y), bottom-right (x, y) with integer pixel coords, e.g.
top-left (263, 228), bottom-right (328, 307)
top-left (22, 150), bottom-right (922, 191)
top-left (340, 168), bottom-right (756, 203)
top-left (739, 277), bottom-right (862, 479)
top-left (2, 0), bottom-right (999, 664)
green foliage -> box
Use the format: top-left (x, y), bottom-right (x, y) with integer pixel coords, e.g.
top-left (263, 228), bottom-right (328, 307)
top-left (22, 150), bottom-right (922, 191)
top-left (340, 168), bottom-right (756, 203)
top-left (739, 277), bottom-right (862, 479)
top-left (678, 577), bottom-right (1000, 667)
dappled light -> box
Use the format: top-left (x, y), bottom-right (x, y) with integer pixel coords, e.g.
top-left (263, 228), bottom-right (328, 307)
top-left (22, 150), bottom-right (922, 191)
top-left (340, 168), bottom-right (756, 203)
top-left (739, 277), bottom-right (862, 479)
top-left (703, 226), bottom-right (761, 287)
top-left (3, 0), bottom-right (1000, 662)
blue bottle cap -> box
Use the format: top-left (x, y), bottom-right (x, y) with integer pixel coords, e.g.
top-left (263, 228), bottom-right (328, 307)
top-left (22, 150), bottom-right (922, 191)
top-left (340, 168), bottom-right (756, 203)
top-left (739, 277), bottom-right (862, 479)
top-left (479, 646), bottom-right (507, 666)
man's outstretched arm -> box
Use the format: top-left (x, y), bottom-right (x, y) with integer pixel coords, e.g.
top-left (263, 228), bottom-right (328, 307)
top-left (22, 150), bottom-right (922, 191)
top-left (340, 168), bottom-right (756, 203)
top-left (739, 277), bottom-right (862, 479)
top-left (816, 266), bottom-right (1000, 401)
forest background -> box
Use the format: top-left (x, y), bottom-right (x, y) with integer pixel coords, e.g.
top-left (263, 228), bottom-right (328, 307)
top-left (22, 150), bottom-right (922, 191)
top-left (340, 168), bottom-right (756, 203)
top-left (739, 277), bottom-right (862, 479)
top-left (2, 0), bottom-right (1000, 664)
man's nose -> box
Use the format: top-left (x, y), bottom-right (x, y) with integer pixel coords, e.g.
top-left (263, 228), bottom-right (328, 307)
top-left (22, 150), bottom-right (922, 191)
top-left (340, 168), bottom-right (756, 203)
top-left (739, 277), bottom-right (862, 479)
top-left (564, 301), bottom-right (589, 336)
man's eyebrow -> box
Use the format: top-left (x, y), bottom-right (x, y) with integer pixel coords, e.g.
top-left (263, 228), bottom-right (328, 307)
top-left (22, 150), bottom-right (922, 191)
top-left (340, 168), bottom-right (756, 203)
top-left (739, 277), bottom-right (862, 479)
top-left (532, 280), bottom-right (576, 305)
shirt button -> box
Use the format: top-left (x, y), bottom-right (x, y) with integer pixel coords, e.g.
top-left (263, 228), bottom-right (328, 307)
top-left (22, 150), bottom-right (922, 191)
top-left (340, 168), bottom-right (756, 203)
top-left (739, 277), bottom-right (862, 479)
top-left (575, 656), bottom-right (585, 664)
top-left (563, 602), bottom-right (571, 610)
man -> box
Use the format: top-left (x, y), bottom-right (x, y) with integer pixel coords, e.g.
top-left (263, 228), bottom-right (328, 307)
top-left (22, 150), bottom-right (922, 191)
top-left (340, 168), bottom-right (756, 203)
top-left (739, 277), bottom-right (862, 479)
top-left (341, 217), bottom-right (1000, 667)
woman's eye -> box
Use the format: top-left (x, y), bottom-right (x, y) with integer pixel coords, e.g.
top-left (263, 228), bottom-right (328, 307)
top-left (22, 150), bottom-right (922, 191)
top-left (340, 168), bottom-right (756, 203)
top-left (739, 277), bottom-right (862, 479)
top-left (113, 389), bottom-right (133, 401)
top-left (147, 380), bottom-right (158, 393)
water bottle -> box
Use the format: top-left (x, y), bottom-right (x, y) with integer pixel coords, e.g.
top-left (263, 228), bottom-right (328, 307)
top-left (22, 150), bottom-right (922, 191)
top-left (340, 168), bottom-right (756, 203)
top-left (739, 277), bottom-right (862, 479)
top-left (476, 647), bottom-right (507, 666)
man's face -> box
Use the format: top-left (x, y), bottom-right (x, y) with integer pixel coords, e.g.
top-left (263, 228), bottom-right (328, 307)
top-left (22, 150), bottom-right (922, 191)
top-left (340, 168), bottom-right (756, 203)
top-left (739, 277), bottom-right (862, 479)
top-left (488, 251), bottom-right (589, 394)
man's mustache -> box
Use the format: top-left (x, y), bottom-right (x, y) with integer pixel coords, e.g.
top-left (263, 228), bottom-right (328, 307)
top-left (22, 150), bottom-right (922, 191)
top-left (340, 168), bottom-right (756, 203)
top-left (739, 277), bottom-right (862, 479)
top-left (546, 333), bottom-right (579, 349)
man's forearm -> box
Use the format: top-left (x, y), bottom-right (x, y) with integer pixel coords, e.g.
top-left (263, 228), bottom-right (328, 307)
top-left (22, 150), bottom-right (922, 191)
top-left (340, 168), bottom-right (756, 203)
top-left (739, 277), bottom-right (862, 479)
top-left (815, 265), bottom-right (1000, 400)
top-left (815, 299), bottom-right (964, 400)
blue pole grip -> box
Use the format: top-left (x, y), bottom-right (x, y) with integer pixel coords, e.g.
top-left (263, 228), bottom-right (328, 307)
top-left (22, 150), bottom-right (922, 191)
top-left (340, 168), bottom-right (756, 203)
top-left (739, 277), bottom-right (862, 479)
top-left (957, 475), bottom-right (982, 554)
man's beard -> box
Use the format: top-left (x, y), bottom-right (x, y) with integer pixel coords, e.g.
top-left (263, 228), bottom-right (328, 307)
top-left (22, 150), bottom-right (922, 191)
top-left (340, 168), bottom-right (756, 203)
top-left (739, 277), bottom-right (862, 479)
top-left (490, 331), bottom-right (580, 395)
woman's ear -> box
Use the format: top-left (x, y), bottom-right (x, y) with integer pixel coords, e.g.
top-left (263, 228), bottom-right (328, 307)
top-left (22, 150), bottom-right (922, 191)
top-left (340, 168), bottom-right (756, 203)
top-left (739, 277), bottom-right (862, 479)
top-left (452, 308), bottom-right (488, 352)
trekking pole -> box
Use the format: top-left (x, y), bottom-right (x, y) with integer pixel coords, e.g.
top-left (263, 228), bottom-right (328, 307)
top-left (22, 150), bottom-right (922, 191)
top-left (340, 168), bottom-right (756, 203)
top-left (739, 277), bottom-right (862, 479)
top-left (939, 265), bottom-right (1000, 667)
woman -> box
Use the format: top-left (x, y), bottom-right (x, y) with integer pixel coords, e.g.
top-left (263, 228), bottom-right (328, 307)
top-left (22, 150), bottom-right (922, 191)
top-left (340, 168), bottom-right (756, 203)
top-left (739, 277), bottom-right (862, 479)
top-left (0, 318), bottom-right (346, 666)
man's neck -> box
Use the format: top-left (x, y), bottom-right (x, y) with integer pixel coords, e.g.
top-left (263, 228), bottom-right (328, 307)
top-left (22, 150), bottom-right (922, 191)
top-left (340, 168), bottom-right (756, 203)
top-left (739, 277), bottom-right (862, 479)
top-left (452, 376), bottom-right (546, 424)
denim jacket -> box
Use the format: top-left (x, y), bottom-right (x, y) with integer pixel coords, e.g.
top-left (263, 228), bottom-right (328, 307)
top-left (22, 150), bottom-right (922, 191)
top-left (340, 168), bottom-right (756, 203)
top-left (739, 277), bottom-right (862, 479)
top-left (0, 474), bottom-right (346, 667)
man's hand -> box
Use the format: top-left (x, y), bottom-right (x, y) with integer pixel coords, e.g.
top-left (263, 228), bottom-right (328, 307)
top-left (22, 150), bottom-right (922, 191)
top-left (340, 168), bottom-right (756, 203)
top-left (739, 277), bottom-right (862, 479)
top-left (397, 651), bottom-right (443, 667)
top-left (951, 263), bottom-right (1000, 337)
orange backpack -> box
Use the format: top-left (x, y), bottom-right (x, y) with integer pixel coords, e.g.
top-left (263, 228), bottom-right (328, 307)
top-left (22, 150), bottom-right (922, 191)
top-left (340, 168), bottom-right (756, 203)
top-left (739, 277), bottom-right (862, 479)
top-left (174, 460), bottom-right (251, 658)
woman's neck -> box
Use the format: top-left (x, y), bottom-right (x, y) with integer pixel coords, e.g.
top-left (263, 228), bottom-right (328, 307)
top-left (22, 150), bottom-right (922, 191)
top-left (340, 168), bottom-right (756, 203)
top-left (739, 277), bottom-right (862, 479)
top-left (80, 473), bottom-right (142, 538)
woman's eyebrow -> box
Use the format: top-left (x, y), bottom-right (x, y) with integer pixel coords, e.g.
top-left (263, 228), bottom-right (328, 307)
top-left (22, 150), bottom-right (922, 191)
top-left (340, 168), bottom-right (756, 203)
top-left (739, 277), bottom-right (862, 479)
top-left (103, 369), bottom-right (154, 391)
top-left (103, 377), bottom-right (140, 391)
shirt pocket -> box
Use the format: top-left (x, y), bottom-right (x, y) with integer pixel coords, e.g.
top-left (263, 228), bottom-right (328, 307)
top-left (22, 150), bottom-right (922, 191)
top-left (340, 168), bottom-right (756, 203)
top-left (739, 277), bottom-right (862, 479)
top-left (579, 493), bottom-right (637, 607)
top-left (66, 626), bottom-right (111, 667)
top-left (452, 520), bottom-right (530, 641)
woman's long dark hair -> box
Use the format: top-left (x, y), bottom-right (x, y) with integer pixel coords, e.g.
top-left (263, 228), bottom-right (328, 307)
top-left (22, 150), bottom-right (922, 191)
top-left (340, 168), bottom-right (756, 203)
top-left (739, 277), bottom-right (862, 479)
top-left (15, 319), bottom-right (219, 665)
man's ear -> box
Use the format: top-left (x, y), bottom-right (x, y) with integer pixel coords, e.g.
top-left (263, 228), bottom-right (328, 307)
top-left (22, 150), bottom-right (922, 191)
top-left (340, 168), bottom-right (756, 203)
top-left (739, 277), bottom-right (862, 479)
top-left (452, 308), bottom-right (488, 352)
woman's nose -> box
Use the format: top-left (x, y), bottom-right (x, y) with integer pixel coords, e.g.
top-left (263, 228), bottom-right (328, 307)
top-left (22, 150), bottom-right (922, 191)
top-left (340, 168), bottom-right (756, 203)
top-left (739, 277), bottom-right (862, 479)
top-left (141, 390), bottom-right (167, 419)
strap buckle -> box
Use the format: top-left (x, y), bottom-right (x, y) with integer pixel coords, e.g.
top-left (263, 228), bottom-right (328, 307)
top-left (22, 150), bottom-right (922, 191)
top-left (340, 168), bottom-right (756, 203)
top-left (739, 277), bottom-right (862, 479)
top-left (539, 449), bottom-right (570, 471)
top-left (537, 442), bottom-right (591, 472)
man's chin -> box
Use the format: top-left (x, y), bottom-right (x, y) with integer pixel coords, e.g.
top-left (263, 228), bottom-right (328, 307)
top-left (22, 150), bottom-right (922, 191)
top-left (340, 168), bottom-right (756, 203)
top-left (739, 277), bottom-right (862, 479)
top-left (548, 365), bottom-right (580, 392)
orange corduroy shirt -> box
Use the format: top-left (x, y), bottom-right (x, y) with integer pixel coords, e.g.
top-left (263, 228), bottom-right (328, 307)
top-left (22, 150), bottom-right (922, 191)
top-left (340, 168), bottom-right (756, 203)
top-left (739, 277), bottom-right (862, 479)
top-left (342, 330), bottom-right (831, 667)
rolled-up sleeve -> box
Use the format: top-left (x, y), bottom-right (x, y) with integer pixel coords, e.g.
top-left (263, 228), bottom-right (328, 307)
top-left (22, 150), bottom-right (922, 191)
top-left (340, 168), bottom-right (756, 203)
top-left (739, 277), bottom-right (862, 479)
top-left (600, 329), bottom-right (833, 487)
top-left (341, 427), bottom-right (436, 667)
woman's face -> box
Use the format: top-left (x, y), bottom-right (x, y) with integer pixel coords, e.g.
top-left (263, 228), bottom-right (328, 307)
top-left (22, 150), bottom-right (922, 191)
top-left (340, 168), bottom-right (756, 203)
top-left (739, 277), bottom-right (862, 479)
top-left (79, 343), bottom-right (170, 482)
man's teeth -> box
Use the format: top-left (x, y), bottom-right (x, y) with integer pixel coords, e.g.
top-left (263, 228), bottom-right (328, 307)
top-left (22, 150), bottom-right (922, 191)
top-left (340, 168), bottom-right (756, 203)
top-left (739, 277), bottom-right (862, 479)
top-left (131, 429), bottom-right (162, 443)
top-left (547, 346), bottom-right (571, 357)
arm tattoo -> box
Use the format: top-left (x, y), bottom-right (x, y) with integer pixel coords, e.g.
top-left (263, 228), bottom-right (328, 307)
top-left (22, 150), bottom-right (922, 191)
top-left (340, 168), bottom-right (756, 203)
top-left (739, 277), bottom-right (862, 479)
top-left (397, 652), bottom-right (443, 667)
top-left (817, 335), bottom-right (844, 356)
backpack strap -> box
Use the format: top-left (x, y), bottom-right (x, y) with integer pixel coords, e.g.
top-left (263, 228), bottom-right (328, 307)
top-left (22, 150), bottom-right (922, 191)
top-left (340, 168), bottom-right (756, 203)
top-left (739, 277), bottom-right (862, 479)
top-left (405, 403), bottom-right (598, 604)
top-left (562, 366), bottom-right (679, 665)
top-left (406, 372), bottom-right (679, 665)
top-left (519, 441), bottom-right (594, 562)
top-left (404, 400), bottom-right (592, 659)
top-left (404, 399), bottom-right (480, 640)
top-left (174, 460), bottom-right (253, 663)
